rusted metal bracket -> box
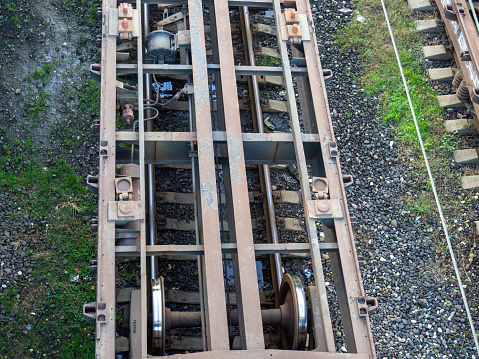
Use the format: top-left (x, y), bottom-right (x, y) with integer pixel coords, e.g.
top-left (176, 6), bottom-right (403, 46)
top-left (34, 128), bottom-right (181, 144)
top-left (443, 4), bottom-right (457, 21)
top-left (157, 12), bottom-right (184, 27)
top-left (176, 30), bottom-right (191, 49)
top-left (306, 199), bottom-right (343, 219)
top-left (357, 296), bottom-right (378, 317)
top-left (109, 3), bottom-right (139, 39)
top-left (460, 50), bottom-right (471, 61)
top-left (280, 8), bottom-right (310, 44)
top-left (108, 201), bottom-right (145, 221)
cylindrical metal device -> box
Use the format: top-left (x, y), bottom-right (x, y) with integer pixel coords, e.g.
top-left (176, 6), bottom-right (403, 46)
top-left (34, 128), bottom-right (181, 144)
top-left (145, 30), bottom-right (177, 64)
top-left (452, 70), bottom-right (463, 89)
top-left (456, 79), bottom-right (470, 102)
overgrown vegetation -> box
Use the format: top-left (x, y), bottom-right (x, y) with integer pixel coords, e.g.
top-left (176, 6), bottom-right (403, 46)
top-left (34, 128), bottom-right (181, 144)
top-left (338, 0), bottom-right (442, 150)
top-left (0, 152), bottom-right (96, 357)
top-left (338, 0), bottom-right (455, 220)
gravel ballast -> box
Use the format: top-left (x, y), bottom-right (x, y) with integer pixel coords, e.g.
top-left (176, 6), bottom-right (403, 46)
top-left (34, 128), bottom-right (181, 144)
top-left (311, 0), bottom-right (477, 357)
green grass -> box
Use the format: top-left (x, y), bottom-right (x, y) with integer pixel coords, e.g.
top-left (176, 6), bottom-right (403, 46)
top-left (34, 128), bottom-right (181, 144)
top-left (0, 153), bottom-right (96, 357)
top-left (32, 62), bottom-right (53, 83)
top-left (338, 0), bottom-right (442, 149)
top-left (26, 87), bottom-right (49, 121)
top-left (260, 55), bottom-right (280, 67)
top-left (4, 3), bottom-right (20, 28)
top-left (88, 5), bottom-right (98, 24)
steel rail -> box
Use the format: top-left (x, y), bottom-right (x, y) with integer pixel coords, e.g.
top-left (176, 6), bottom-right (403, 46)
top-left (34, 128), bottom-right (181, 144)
top-left (144, 0), bottom-right (159, 283)
top-left (135, 0), bottom-right (149, 355)
top-left (239, 7), bottom-right (283, 292)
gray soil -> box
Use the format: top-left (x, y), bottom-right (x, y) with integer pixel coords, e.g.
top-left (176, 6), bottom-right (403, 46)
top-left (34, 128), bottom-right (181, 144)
top-left (0, 0), bottom-right (100, 354)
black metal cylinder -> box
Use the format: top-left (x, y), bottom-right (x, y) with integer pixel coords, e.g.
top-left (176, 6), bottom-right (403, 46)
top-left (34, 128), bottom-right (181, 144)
top-left (456, 80), bottom-right (470, 102)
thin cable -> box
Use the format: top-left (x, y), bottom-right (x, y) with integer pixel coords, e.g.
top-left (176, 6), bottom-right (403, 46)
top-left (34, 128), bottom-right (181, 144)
top-left (380, 0), bottom-right (479, 354)
top-left (468, 0), bottom-right (479, 33)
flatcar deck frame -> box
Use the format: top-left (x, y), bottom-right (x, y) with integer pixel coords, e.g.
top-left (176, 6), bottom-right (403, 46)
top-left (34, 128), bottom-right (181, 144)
top-left (88, 0), bottom-right (377, 357)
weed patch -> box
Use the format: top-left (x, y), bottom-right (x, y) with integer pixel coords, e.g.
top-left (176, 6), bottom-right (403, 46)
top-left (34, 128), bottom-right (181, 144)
top-left (338, 0), bottom-right (442, 149)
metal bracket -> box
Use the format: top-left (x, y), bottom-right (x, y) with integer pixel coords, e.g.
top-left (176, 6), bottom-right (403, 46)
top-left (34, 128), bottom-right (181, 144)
top-left (443, 4), bottom-right (457, 21)
top-left (109, 4), bottom-right (139, 39)
top-left (89, 260), bottom-right (98, 274)
top-left (280, 10), bottom-right (310, 44)
top-left (307, 199), bottom-right (343, 219)
top-left (342, 173), bottom-right (353, 188)
top-left (86, 175), bottom-right (99, 194)
top-left (472, 88), bottom-right (479, 104)
top-left (357, 296), bottom-right (378, 317)
top-left (328, 141), bottom-right (338, 158)
top-left (460, 50), bottom-right (471, 61)
top-left (83, 302), bottom-right (107, 323)
top-left (90, 218), bottom-right (98, 232)
top-left (158, 11), bottom-right (184, 27)
top-left (323, 69), bottom-right (333, 83)
top-left (108, 201), bottom-right (145, 221)
top-left (100, 140), bottom-right (108, 157)
top-left (311, 177), bottom-right (329, 199)
top-left (176, 30), bottom-right (191, 49)
top-left (115, 177), bottom-right (134, 200)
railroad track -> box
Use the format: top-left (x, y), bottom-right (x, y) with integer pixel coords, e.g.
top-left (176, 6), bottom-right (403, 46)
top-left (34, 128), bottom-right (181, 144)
top-left (84, 1), bottom-right (377, 357)
top-left (411, 0), bottom-right (479, 190)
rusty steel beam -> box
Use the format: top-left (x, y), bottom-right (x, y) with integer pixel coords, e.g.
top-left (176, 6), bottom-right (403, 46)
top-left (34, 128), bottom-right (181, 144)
top-left (210, 0), bottom-right (265, 349)
top-left (114, 242), bottom-right (340, 257)
top-left (239, 6), bottom-right (283, 294)
top-left (116, 63), bottom-right (310, 76)
top-left (151, 351), bottom-right (371, 359)
top-left (94, 0), bottom-right (118, 357)
top-left (271, 0), bottom-right (336, 352)
top-left (187, 0), bottom-right (230, 350)
top-left (296, 0), bottom-right (376, 355)
top-left (124, 0), bottom-right (278, 7)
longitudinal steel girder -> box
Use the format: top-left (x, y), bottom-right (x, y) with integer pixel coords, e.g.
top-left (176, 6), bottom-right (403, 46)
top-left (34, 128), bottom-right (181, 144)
top-left (89, 0), bottom-right (377, 357)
